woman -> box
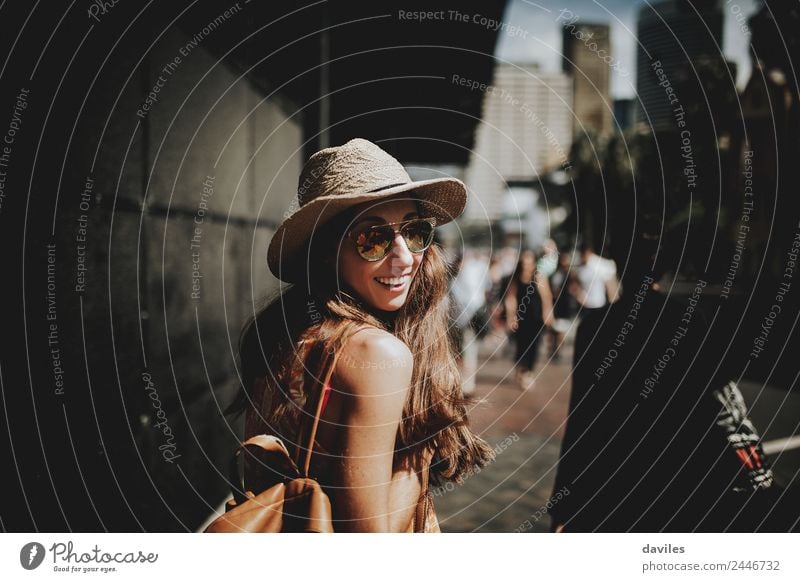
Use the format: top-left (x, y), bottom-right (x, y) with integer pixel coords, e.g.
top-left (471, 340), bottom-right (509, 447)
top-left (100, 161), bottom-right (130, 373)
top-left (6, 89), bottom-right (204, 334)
top-left (548, 252), bottom-right (578, 361)
top-left (231, 139), bottom-right (493, 532)
top-left (504, 249), bottom-right (554, 389)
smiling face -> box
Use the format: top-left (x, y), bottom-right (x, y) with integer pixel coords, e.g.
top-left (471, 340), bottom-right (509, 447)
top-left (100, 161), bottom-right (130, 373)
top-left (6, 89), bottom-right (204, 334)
top-left (336, 198), bottom-right (425, 312)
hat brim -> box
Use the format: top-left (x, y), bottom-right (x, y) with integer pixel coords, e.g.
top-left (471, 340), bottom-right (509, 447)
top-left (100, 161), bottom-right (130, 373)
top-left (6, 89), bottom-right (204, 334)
top-left (267, 177), bottom-right (466, 283)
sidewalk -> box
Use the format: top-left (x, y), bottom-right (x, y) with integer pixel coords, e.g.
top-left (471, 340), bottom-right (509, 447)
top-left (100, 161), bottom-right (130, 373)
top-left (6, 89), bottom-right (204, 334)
top-left (196, 333), bottom-right (798, 532)
top-left (435, 332), bottom-right (573, 532)
top-left (738, 379), bottom-right (800, 490)
top-left (435, 333), bottom-right (800, 532)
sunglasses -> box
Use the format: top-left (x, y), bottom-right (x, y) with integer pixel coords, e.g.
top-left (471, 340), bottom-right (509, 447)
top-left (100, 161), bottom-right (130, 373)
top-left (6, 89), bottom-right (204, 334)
top-left (347, 217), bottom-right (437, 261)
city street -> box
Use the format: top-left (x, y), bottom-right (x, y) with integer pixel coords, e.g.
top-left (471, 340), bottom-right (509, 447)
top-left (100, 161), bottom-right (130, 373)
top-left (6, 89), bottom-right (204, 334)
top-left (435, 332), bottom-right (573, 532)
top-left (435, 330), bottom-right (800, 533)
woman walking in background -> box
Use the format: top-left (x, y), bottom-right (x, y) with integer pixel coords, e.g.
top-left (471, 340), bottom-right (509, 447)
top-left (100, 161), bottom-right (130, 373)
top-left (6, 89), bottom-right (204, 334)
top-left (231, 139), bottom-right (493, 532)
top-left (504, 249), bottom-right (554, 390)
top-left (548, 252), bottom-right (579, 361)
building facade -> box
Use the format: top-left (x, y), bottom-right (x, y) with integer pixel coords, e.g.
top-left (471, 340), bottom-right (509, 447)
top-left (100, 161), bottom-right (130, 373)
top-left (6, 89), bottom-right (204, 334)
top-left (465, 63), bottom-right (573, 223)
top-left (562, 22), bottom-right (613, 136)
top-left (635, 0), bottom-right (724, 130)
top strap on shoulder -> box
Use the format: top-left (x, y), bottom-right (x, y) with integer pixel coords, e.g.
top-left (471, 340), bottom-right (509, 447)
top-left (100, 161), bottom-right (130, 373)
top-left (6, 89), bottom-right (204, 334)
top-left (296, 345), bottom-right (342, 477)
top-left (293, 323), bottom-right (377, 476)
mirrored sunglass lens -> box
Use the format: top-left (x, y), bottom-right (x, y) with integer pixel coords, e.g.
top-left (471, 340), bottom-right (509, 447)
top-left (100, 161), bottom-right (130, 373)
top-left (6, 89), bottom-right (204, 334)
top-left (403, 221), bottom-right (433, 252)
top-left (356, 228), bottom-right (393, 260)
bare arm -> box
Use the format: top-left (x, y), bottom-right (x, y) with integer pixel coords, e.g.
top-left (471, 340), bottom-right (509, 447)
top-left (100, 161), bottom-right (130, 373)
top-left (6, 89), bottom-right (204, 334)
top-left (327, 327), bottom-right (417, 532)
top-left (569, 276), bottom-right (588, 306)
top-left (606, 274), bottom-right (620, 304)
top-left (536, 272), bottom-right (554, 326)
top-left (504, 281), bottom-right (519, 331)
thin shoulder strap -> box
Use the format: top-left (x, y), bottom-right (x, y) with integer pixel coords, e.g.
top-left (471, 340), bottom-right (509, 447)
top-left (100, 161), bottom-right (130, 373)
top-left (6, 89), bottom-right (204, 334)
top-left (298, 347), bottom-right (342, 478)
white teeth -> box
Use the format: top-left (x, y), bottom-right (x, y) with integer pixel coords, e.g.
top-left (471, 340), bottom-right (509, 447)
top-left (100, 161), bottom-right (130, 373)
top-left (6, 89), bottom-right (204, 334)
top-left (375, 276), bottom-right (409, 286)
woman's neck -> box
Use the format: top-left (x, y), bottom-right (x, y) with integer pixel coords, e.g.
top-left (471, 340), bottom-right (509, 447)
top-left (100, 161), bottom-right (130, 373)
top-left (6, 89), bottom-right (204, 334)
top-left (335, 288), bottom-right (396, 331)
top-left (373, 307), bottom-right (398, 330)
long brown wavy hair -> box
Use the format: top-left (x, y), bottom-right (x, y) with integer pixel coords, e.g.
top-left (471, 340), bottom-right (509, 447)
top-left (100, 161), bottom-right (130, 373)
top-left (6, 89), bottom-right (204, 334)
top-left (229, 208), bottom-right (494, 483)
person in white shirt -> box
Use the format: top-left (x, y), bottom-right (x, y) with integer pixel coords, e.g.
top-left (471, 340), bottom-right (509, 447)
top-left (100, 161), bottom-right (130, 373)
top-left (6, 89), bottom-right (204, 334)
top-left (571, 242), bottom-right (620, 311)
top-left (450, 251), bottom-right (490, 396)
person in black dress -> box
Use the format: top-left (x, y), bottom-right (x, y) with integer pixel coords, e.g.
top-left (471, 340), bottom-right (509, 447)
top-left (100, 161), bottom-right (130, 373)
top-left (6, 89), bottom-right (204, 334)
top-left (503, 249), bottom-right (554, 389)
top-left (548, 252), bottom-right (579, 361)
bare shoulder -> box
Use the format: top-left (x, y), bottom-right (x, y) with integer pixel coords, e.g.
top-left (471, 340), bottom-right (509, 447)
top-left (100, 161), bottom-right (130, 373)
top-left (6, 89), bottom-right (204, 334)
top-left (333, 326), bottom-right (414, 400)
top-left (344, 326), bottom-right (413, 364)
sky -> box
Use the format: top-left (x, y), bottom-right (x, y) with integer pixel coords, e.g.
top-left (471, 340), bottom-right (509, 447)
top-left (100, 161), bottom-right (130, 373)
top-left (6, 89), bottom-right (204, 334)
top-left (495, 0), bottom-right (760, 99)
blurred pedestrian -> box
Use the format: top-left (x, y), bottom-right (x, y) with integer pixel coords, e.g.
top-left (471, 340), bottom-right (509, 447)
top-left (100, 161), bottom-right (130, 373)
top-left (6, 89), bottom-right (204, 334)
top-left (572, 241), bottom-right (619, 314)
top-left (548, 252), bottom-right (578, 361)
top-left (503, 249), bottom-right (554, 389)
top-left (451, 250), bottom-right (491, 396)
top-left (537, 238), bottom-right (560, 278)
top-left (486, 253), bottom-right (507, 329)
top-left (486, 248), bottom-right (517, 353)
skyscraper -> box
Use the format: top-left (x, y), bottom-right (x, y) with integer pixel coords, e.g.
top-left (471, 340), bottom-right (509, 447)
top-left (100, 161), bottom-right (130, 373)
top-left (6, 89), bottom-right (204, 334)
top-left (635, 0), bottom-right (724, 129)
top-left (562, 22), bottom-right (613, 136)
top-left (464, 63), bottom-right (573, 222)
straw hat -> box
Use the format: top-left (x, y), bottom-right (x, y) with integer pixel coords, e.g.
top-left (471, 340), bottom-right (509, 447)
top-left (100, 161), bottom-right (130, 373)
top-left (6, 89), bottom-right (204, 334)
top-left (267, 138), bottom-right (466, 282)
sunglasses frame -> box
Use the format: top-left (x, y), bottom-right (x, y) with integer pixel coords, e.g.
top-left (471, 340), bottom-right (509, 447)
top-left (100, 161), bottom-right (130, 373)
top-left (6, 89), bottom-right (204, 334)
top-left (347, 217), bottom-right (437, 262)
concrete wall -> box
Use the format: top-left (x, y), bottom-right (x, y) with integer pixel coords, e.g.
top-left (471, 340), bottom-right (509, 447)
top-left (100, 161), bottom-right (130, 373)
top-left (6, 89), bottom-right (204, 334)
top-left (23, 25), bottom-right (303, 531)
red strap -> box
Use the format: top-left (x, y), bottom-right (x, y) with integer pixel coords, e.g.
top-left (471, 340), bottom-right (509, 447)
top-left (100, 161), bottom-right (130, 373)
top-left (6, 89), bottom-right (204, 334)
top-left (320, 383), bottom-right (332, 415)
